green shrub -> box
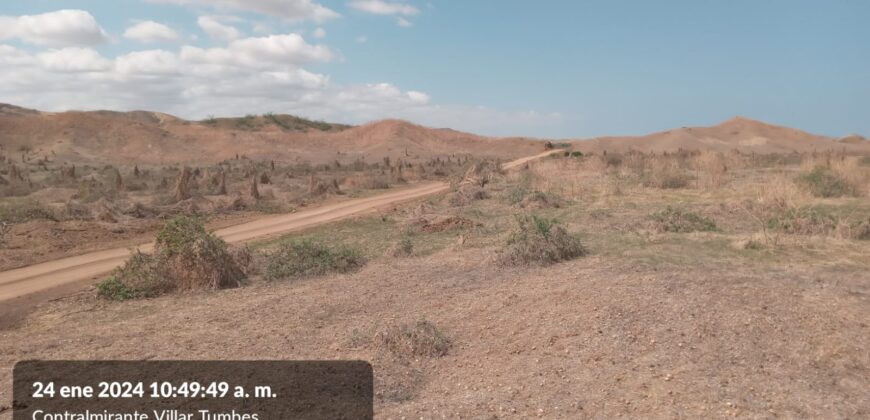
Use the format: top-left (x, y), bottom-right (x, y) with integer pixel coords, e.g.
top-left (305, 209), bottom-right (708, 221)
top-left (797, 167), bottom-right (856, 198)
top-left (651, 207), bottom-right (717, 233)
top-left (264, 240), bottom-right (365, 280)
top-left (499, 215), bottom-right (586, 266)
top-left (155, 215), bottom-right (208, 256)
top-left (97, 251), bottom-right (168, 300)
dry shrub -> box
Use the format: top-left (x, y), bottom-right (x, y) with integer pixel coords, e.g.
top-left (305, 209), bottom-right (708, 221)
top-left (840, 218), bottom-right (870, 240)
top-left (373, 319), bottom-right (451, 358)
top-left (173, 167), bottom-right (192, 202)
top-left (519, 190), bottom-right (562, 209)
top-left (499, 215), bottom-right (586, 266)
top-left (0, 200), bottom-right (56, 223)
top-left (60, 200), bottom-right (93, 221)
top-left (644, 156), bottom-right (691, 189)
top-left (830, 157), bottom-right (870, 196)
top-left (766, 207), bottom-right (838, 236)
top-left (120, 202), bottom-right (159, 219)
top-left (650, 207), bottom-right (718, 233)
top-left (309, 176), bottom-right (343, 195)
top-left (739, 176), bottom-right (807, 245)
top-left (386, 236), bottom-right (414, 258)
top-left (417, 216), bottom-right (476, 233)
top-left (460, 160), bottom-right (501, 187)
top-left (449, 184), bottom-right (488, 206)
top-left (98, 216), bottom-right (245, 300)
top-left (693, 151), bottom-right (731, 188)
top-left (344, 175), bottom-right (390, 190)
top-left (229, 245), bottom-right (256, 275)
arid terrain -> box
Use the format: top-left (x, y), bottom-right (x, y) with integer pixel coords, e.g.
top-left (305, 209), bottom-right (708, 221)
top-left (1, 106), bottom-right (870, 418)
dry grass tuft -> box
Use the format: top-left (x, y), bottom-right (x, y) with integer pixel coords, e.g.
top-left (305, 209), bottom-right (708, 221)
top-left (386, 236), bottom-right (414, 258)
top-left (499, 215), bottom-right (586, 266)
top-left (650, 207), bottom-right (718, 233)
top-left (374, 319), bottom-right (451, 358)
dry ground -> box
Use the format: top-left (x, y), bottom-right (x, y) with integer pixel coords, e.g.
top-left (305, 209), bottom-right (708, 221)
top-left (1, 151), bottom-right (869, 419)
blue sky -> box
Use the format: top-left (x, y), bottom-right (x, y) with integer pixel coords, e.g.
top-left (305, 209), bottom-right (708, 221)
top-left (1, 1), bottom-right (867, 138)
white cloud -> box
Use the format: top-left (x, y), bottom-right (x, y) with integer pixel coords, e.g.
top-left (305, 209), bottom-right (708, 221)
top-left (115, 50), bottom-right (180, 76)
top-left (348, 0), bottom-right (419, 16)
top-left (148, 0), bottom-right (339, 22)
top-left (0, 10), bottom-right (108, 47)
top-left (124, 21), bottom-right (179, 43)
top-left (182, 33), bottom-right (334, 67)
top-left (406, 90), bottom-right (430, 104)
top-left (312, 27), bottom-right (326, 38)
top-left (0, 44), bottom-right (36, 66)
top-left (37, 48), bottom-right (111, 72)
top-left (397, 17), bottom-right (413, 27)
top-left (197, 16), bottom-right (242, 41)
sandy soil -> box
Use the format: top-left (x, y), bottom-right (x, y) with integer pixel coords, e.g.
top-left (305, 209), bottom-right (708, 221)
top-left (1, 248), bottom-right (867, 419)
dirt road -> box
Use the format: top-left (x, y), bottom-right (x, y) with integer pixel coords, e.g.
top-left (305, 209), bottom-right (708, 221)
top-left (0, 151), bottom-right (557, 308)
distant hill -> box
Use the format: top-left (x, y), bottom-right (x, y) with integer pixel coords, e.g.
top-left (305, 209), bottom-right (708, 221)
top-left (839, 134), bottom-right (868, 144)
top-left (0, 104), bottom-right (545, 165)
top-left (572, 117), bottom-right (870, 154)
top-left (2, 105), bottom-right (867, 165)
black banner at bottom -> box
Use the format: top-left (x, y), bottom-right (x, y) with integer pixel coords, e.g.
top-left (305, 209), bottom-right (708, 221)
top-left (13, 361), bottom-right (373, 420)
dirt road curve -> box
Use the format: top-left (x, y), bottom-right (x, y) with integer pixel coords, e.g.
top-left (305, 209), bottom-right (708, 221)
top-left (0, 150), bottom-right (558, 306)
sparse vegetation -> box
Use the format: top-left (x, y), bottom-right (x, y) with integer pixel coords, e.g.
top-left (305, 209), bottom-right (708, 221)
top-left (650, 207), bottom-right (718, 233)
top-left (797, 167), bottom-right (856, 198)
top-left (0, 200), bottom-right (56, 223)
top-left (387, 236), bottom-right (414, 257)
top-left (263, 240), bottom-right (365, 281)
top-left (766, 206), bottom-right (838, 236)
top-left (374, 319), bottom-right (451, 358)
top-left (499, 215), bottom-right (586, 266)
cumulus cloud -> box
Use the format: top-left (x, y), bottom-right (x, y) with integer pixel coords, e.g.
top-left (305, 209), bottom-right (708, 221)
top-left (0, 10), bottom-right (108, 47)
top-left (197, 16), bottom-right (242, 41)
top-left (37, 48), bottom-right (112, 72)
top-left (181, 33), bottom-right (334, 67)
top-left (124, 21), bottom-right (179, 43)
top-left (348, 0), bottom-right (419, 16)
top-left (115, 50), bottom-right (181, 76)
top-left (148, 0), bottom-right (339, 22)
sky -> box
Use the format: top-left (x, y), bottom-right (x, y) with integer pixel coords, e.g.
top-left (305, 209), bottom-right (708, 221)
top-left (0, 0), bottom-right (868, 138)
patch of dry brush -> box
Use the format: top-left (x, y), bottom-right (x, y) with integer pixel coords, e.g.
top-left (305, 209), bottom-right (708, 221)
top-left (97, 216), bottom-right (246, 300)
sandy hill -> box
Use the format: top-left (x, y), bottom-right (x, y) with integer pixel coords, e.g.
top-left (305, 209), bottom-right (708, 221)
top-left (839, 134), bottom-right (868, 144)
top-left (0, 105), bottom-right (545, 165)
top-left (572, 117), bottom-right (870, 154)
